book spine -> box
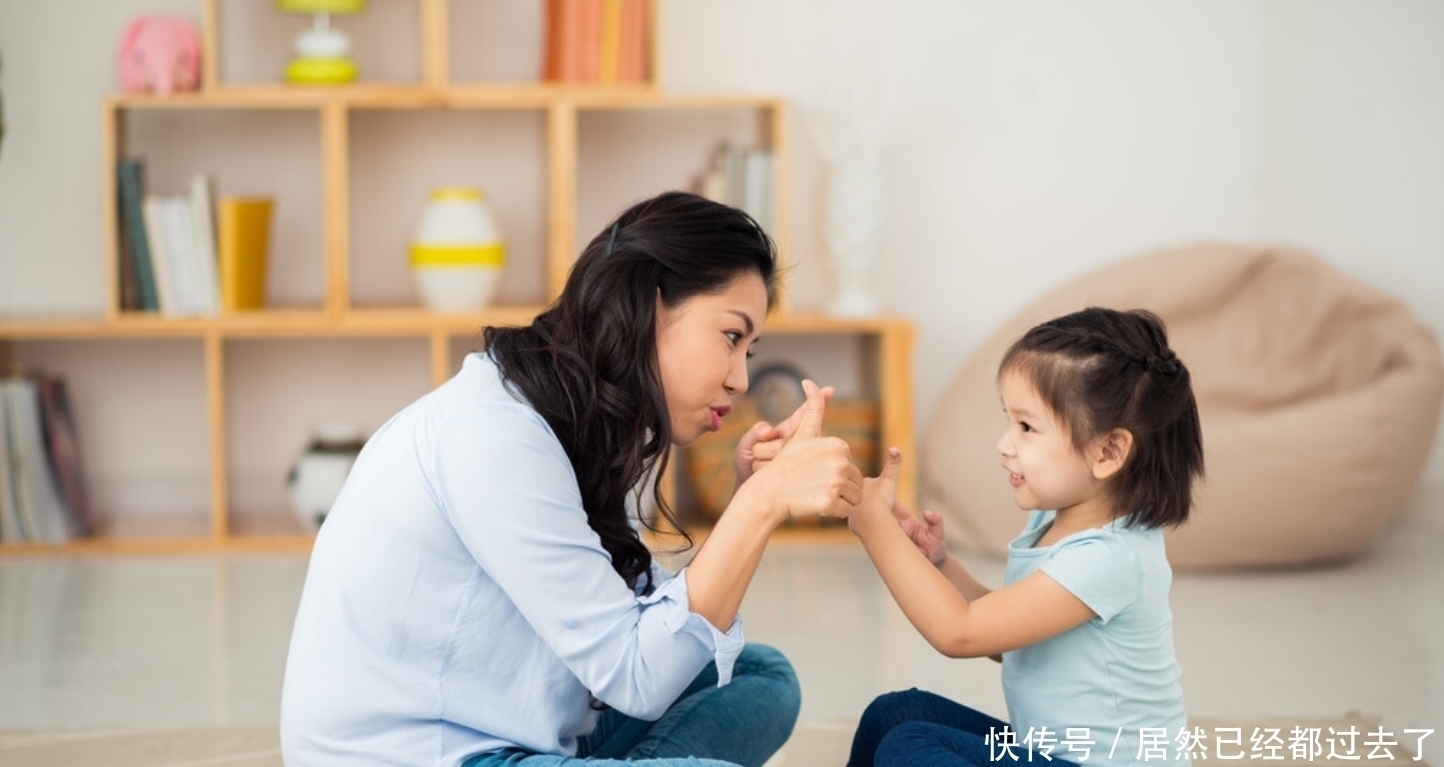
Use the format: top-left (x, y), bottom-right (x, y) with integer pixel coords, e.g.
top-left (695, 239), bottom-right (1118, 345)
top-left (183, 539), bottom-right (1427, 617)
top-left (162, 195), bottom-right (201, 317)
top-left (579, 0), bottom-right (603, 83)
top-left (141, 195), bottom-right (177, 316)
top-left (117, 159), bottom-right (159, 312)
top-left (1, 378), bottom-right (71, 543)
top-left (189, 174), bottom-right (220, 316)
top-left (0, 381), bottom-right (22, 544)
top-left (599, 0), bottom-right (622, 84)
top-left (35, 375), bottom-right (94, 538)
top-left (618, 0), bottom-right (646, 83)
top-left (542, 0), bottom-right (563, 81)
top-left (556, 0), bottom-right (582, 82)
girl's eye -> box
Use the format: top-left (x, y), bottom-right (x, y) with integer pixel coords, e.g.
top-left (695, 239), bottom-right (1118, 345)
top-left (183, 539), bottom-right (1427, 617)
top-left (1019, 421), bottom-right (1035, 433)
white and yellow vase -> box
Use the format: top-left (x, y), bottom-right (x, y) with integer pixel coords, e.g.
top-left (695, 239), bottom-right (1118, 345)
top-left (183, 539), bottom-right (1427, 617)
top-left (409, 187), bottom-right (506, 313)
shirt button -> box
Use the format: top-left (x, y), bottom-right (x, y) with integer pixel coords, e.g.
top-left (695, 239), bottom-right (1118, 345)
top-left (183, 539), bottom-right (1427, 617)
top-left (565, 619), bottom-right (579, 629)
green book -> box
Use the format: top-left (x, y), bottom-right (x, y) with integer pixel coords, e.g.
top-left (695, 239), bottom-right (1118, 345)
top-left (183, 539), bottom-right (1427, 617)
top-left (117, 158), bottom-right (159, 312)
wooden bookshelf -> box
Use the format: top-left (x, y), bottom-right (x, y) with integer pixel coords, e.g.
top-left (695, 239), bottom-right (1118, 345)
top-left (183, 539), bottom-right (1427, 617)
top-left (0, 0), bottom-right (914, 555)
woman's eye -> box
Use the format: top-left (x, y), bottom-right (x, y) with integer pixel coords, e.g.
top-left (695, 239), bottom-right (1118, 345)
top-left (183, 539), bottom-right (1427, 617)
top-left (725, 330), bottom-right (744, 345)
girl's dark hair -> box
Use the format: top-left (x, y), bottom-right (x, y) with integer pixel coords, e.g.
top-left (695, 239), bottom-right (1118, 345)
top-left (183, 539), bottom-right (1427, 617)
top-left (999, 307), bottom-right (1204, 529)
top-left (483, 191), bottom-right (778, 592)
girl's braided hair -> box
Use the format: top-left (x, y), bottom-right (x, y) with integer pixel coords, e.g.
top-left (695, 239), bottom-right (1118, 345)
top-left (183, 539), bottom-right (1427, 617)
top-left (999, 307), bottom-right (1204, 528)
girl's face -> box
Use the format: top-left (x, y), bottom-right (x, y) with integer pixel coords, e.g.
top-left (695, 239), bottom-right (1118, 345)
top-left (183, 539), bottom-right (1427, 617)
top-left (995, 370), bottom-right (1109, 519)
top-left (655, 272), bottom-right (768, 447)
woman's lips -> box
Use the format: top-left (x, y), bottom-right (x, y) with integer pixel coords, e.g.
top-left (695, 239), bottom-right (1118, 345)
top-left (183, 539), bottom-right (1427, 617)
top-left (710, 405), bottom-right (732, 431)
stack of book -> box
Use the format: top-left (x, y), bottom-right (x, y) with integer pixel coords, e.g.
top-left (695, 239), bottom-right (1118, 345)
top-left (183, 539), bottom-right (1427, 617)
top-left (542, 0), bottom-right (649, 85)
top-left (692, 142), bottom-right (776, 235)
top-left (0, 373), bottom-right (94, 545)
top-left (116, 158), bottom-right (274, 316)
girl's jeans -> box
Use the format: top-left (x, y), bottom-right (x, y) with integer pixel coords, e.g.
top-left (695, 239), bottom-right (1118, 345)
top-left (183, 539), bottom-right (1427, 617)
top-left (465, 643), bottom-right (800, 767)
top-left (849, 688), bottom-right (1080, 767)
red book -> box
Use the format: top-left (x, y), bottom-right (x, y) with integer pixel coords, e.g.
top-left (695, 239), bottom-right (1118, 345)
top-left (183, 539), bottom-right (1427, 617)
top-left (618, 0), bottom-right (647, 83)
top-left (578, 0), bottom-right (603, 83)
top-left (556, 0), bottom-right (584, 82)
top-left (542, 0), bottom-right (563, 81)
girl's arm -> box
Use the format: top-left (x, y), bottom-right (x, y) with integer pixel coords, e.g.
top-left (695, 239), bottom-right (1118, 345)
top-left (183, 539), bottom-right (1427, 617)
top-left (686, 381), bottom-right (863, 630)
top-left (853, 450), bottom-right (1096, 659)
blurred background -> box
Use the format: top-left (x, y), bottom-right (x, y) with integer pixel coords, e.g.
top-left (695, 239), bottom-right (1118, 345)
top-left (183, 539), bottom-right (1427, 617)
top-left (2, 0), bottom-right (1440, 490)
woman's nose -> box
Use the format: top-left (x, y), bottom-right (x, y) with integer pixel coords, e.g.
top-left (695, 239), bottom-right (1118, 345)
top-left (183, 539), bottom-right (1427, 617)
top-left (726, 365), bottom-right (748, 396)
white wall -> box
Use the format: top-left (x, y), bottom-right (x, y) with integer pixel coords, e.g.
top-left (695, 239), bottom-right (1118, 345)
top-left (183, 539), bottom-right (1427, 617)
top-left (2, 1), bottom-right (1442, 491)
top-left (660, 0), bottom-right (1444, 484)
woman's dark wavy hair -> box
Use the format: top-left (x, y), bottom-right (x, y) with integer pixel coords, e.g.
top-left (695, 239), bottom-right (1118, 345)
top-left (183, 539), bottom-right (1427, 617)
top-left (483, 191), bottom-right (778, 592)
top-left (998, 307), bottom-right (1204, 529)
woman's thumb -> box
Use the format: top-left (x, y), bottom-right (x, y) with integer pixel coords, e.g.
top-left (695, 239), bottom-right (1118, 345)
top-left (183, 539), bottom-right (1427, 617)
top-left (794, 379), bottom-right (827, 439)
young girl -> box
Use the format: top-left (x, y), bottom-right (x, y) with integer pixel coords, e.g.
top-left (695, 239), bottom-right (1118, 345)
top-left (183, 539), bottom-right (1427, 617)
top-left (848, 307), bottom-right (1204, 767)
top-left (280, 192), bottom-right (864, 767)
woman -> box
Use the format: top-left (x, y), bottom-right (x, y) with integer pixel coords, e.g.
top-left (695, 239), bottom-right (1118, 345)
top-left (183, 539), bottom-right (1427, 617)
top-left (280, 191), bottom-right (865, 767)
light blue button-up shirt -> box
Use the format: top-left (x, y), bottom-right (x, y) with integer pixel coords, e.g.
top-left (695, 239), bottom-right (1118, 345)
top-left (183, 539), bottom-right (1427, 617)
top-left (281, 352), bottom-right (744, 767)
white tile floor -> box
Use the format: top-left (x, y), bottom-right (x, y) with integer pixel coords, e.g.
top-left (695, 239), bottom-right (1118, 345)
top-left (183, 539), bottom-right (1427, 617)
top-left (0, 486), bottom-right (1439, 755)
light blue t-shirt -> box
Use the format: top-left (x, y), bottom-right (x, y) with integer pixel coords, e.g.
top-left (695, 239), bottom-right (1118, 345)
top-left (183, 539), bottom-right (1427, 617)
top-left (280, 352), bottom-right (744, 767)
top-left (1002, 510), bottom-right (1190, 767)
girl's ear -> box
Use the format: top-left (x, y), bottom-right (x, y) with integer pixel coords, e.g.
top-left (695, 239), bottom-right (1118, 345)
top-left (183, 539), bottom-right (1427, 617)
top-left (1091, 428), bottom-right (1134, 481)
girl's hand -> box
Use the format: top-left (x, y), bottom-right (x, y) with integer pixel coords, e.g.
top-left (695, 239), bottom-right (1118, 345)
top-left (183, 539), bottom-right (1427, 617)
top-left (732, 420), bottom-right (778, 488)
top-left (893, 503), bottom-right (949, 569)
top-left (733, 384), bottom-right (836, 487)
top-left (851, 447), bottom-right (903, 537)
top-left (734, 381), bottom-right (861, 522)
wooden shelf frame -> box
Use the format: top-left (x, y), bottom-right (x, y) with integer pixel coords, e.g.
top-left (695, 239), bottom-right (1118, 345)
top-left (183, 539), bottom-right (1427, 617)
top-left (0, 313), bottom-right (915, 556)
top-left (0, 0), bottom-right (914, 556)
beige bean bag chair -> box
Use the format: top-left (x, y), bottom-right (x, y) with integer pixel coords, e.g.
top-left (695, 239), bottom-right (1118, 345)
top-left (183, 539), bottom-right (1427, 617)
top-left (924, 244), bottom-right (1443, 569)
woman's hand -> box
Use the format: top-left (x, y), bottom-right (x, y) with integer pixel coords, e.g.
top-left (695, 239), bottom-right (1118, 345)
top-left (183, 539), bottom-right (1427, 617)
top-left (733, 380), bottom-right (861, 523)
top-left (732, 383), bottom-right (835, 488)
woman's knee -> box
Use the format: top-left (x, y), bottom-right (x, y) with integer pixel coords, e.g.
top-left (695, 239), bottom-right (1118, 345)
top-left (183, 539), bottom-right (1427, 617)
top-left (733, 644), bottom-right (800, 719)
top-left (735, 644), bottom-right (794, 679)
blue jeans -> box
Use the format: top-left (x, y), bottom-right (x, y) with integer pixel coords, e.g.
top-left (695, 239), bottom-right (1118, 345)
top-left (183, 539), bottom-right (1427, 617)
top-left (849, 688), bottom-right (1079, 767)
top-left (465, 644), bottom-right (800, 767)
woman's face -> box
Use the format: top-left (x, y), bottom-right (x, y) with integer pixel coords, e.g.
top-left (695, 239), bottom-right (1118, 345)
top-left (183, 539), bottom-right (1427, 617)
top-left (655, 272), bottom-right (768, 447)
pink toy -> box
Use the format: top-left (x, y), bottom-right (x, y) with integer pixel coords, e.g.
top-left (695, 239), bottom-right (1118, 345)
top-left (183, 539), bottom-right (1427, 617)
top-left (117, 16), bottom-right (202, 95)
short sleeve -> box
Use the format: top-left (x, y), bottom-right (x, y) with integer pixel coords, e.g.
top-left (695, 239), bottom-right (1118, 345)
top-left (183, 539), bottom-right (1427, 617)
top-left (1039, 533), bottom-right (1141, 624)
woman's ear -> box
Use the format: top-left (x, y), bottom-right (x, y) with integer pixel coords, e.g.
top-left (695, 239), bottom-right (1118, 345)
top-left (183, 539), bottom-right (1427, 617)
top-left (1091, 428), bottom-right (1134, 481)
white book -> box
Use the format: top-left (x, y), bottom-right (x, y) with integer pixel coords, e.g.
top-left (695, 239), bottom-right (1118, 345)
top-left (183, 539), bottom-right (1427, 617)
top-left (189, 174), bottom-right (220, 316)
top-left (1, 379), bottom-right (70, 543)
top-left (0, 389), bottom-right (22, 543)
top-left (168, 196), bottom-right (196, 316)
top-left (162, 195), bottom-right (202, 317)
top-left (141, 195), bottom-right (179, 316)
